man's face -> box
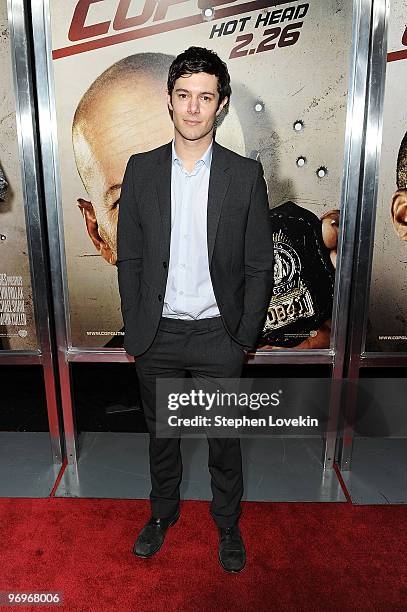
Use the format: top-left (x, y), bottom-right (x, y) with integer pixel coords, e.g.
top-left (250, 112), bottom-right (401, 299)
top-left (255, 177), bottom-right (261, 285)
top-left (167, 72), bottom-right (228, 143)
top-left (73, 76), bottom-right (173, 264)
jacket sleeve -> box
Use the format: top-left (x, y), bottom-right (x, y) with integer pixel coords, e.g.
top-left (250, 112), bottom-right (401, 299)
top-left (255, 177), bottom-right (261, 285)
top-left (237, 160), bottom-right (274, 349)
top-left (116, 155), bottom-right (143, 313)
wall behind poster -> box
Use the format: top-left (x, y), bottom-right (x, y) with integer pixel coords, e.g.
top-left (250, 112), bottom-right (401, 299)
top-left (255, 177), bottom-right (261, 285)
top-left (49, 0), bottom-right (353, 350)
top-left (0, 0), bottom-right (38, 351)
top-left (366, 0), bottom-right (407, 353)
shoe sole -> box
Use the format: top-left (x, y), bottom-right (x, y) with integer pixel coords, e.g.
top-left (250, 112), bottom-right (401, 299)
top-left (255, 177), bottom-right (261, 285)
top-left (133, 513), bottom-right (180, 558)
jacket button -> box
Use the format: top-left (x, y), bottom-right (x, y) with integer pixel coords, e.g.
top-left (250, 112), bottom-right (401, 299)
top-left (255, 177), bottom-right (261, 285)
top-left (158, 294), bottom-right (163, 301)
top-left (163, 261), bottom-right (167, 268)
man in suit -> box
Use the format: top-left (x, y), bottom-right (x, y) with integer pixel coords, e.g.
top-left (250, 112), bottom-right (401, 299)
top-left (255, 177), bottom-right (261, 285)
top-left (117, 46), bottom-right (274, 573)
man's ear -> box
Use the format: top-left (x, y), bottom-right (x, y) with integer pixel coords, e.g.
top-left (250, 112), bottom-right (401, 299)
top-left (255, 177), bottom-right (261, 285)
top-left (216, 96), bottom-right (229, 116)
top-left (167, 90), bottom-right (173, 111)
top-left (77, 198), bottom-right (116, 265)
top-left (391, 190), bottom-right (407, 242)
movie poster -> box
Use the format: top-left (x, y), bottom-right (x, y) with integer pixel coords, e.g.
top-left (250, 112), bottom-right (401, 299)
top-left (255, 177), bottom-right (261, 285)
top-left (48, 0), bottom-right (353, 350)
top-left (0, 0), bottom-right (38, 351)
top-left (366, 0), bottom-right (407, 353)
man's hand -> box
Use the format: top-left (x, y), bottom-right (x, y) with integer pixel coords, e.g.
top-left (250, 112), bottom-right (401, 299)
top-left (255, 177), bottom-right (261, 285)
top-left (261, 209), bottom-right (340, 351)
top-left (320, 209), bottom-right (340, 269)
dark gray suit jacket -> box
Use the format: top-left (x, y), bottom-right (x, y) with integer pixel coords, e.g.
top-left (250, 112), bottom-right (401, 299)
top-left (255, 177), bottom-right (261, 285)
top-left (116, 139), bottom-right (274, 356)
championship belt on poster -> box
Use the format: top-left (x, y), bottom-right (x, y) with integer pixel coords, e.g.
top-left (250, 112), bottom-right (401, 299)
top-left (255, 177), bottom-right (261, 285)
top-left (261, 201), bottom-right (335, 348)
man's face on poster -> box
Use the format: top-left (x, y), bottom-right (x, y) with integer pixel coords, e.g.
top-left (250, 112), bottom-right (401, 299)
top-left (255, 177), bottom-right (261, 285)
top-left (73, 75), bottom-right (173, 265)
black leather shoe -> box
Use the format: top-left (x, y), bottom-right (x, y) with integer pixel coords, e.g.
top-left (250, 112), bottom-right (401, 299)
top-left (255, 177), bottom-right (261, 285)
top-left (133, 511), bottom-right (180, 558)
top-left (218, 524), bottom-right (246, 573)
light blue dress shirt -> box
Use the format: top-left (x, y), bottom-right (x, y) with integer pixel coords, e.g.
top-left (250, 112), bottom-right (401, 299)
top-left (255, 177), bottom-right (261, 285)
top-left (162, 139), bottom-right (220, 320)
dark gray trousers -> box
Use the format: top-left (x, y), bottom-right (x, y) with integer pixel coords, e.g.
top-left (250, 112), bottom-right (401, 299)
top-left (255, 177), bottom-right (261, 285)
top-left (134, 315), bottom-right (246, 528)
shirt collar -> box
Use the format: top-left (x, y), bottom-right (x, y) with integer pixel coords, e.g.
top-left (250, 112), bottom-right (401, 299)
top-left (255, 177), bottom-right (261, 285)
top-left (171, 138), bottom-right (213, 169)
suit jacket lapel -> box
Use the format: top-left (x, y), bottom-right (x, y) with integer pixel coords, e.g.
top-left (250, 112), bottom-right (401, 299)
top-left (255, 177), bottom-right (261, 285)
top-left (207, 140), bottom-right (231, 265)
top-left (155, 138), bottom-right (231, 265)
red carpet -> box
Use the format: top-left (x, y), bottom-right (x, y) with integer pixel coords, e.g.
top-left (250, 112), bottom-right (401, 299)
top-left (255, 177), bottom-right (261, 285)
top-left (0, 498), bottom-right (406, 611)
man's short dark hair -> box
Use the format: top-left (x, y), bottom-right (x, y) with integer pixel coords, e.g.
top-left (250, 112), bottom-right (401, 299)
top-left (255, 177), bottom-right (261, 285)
top-left (396, 130), bottom-right (407, 190)
top-left (167, 46), bottom-right (231, 108)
